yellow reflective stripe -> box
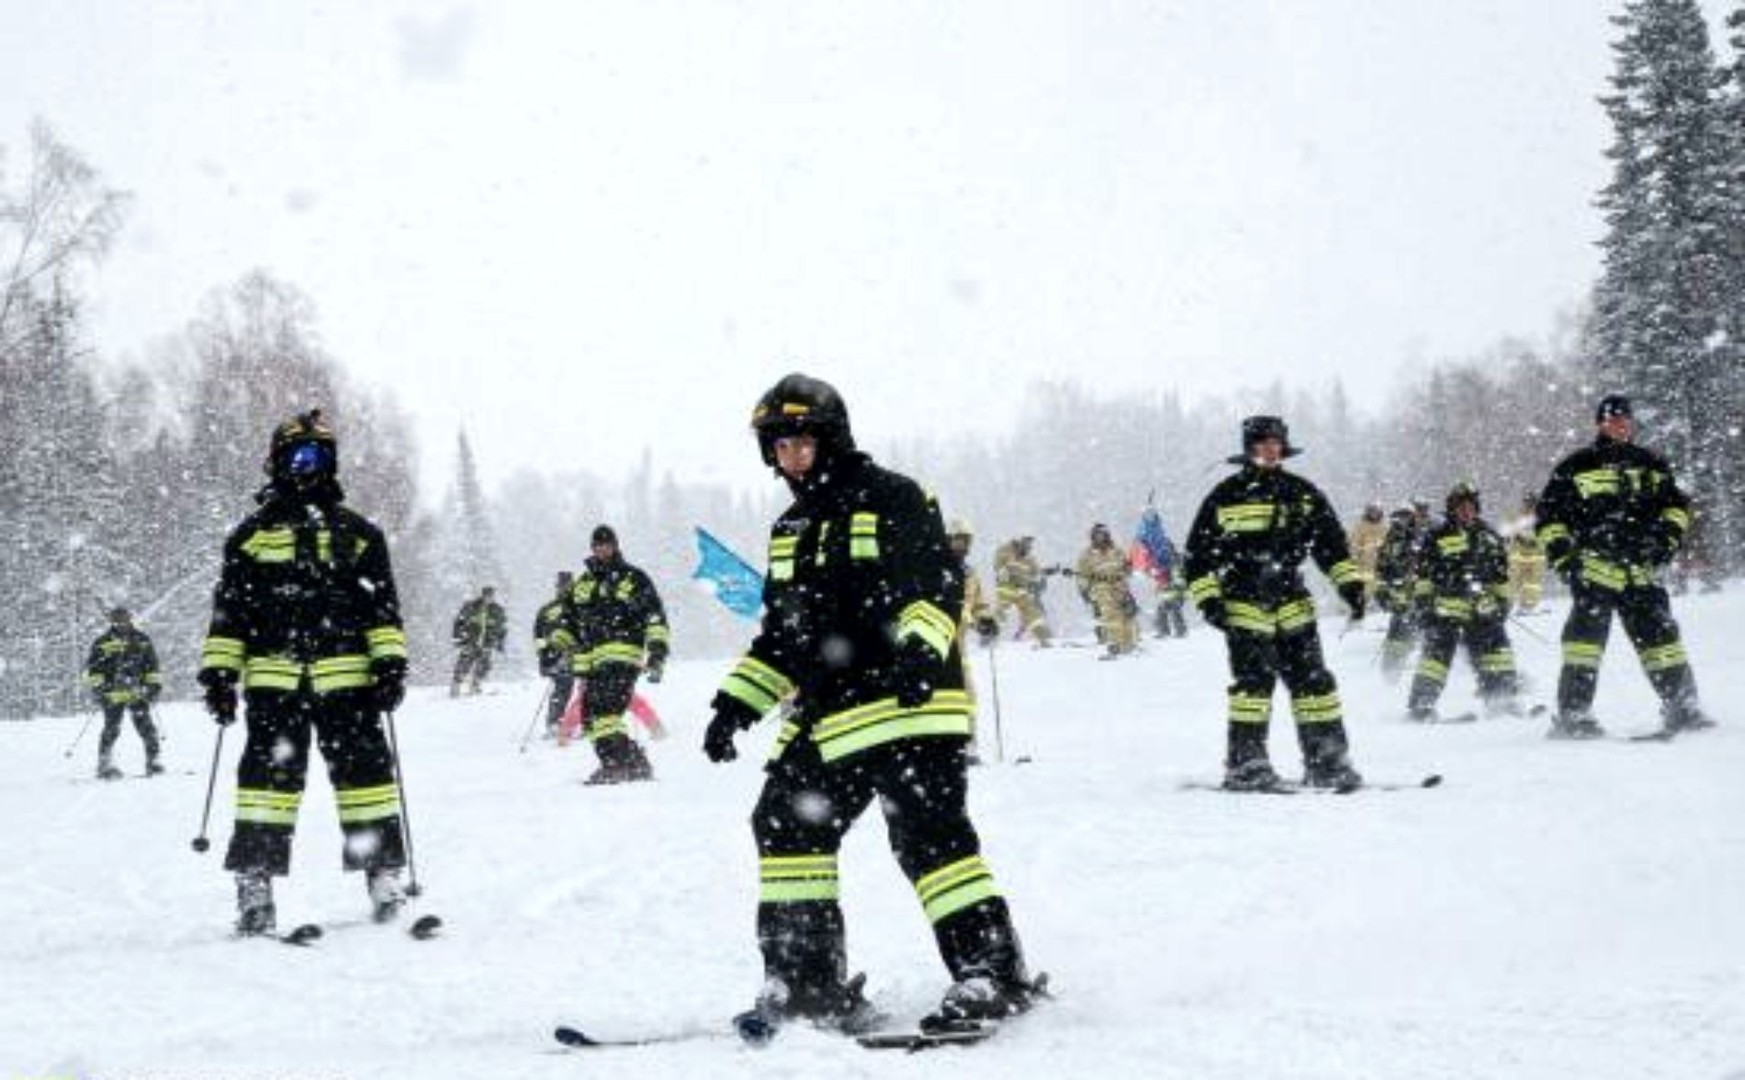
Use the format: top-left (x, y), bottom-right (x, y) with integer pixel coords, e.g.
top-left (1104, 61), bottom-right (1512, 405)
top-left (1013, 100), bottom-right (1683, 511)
top-left (1225, 601), bottom-right (1275, 635)
top-left (588, 714), bottom-right (629, 741)
top-left (335, 783), bottom-right (401, 824)
top-left (243, 657), bottom-right (303, 691)
top-left (1293, 692), bottom-right (1342, 724)
top-left (1661, 507), bottom-right (1689, 533)
top-left (721, 657), bottom-right (794, 715)
top-left (235, 788), bottom-right (302, 826)
top-left (849, 512), bottom-right (880, 560)
top-left (583, 642), bottom-right (644, 667)
top-left (1188, 575), bottom-right (1221, 604)
top-left (1572, 470), bottom-right (1621, 498)
top-left (770, 558), bottom-right (795, 582)
top-left (1326, 559), bottom-right (1361, 586)
top-left (103, 689), bottom-right (144, 704)
top-left (1228, 692), bottom-right (1271, 724)
top-left (897, 600), bottom-right (956, 659)
top-left (1537, 522), bottom-right (1570, 546)
top-left (1276, 597), bottom-right (1316, 632)
top-left (1434, 598), bottom-right (1474, 620)
top-left (310, 655), bottom-right (372, 692)
top-left (240, 528), bottom-right (296, 563)
top-left (1436, 534), bottom-right (1469, 556)
top-left (1478, 651), bottom-right (1516, 674)
top-left (1639, 642), bottom-right (1687, 673)
top-left (365, 626), bottom-right (407, 661)
top-left (1579, 558), bottom-right (1628, 591)
top-left (85, 673), bottom-right (103, 687)
top-left (767, 717), bottom-right (803, 759)
top-left (915, 855), bottom-right (1000, 923)
top-left (202, 636), bottom-right (246, 672)
top-left (1415, 657), bottom-right (1450, 684)
top-left (1215, 503), bottom-right (1276, 533)
top-left (813, 692), bottom-right (973, 761)
top-left (1562, 641), bottom-right (1603, 668)
top-left (759, 854), bottom-right (840, 903)
top-left (645, 623), bottom-right (671, 644)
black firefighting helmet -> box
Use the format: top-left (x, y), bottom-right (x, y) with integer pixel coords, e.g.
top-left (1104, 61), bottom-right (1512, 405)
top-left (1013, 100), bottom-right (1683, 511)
top-left (266, 409), bottom-right (338, 481)
top-left (1595, 394), bottom-right (1633, 423)
top-left (108, 606), bottom-right (131, 624)
top-left (1228, 415), bottom-right (1302, 464)
top-left (750, 373), bottom-right (856, 468)
top-left (1446, 481), bottom-right (1481, 516)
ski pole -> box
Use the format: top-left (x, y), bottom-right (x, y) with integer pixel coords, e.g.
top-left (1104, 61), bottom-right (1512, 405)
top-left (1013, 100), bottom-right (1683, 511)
top-left (383, 710), bottom-right (422, 897)
top-left (984, 637), bottom-right (1007, 764)
top-left (1509, 612), bottom-right (1551, 645)
top-left (517, 681), bottom-right (554, 753)
top-left (62, 710), bottom-right (99, 758)
top-left (190, 726), bottom-right (226, 854)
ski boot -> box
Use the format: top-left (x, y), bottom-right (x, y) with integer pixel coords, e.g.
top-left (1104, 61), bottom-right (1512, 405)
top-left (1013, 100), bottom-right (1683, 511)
top-left (1304, 757), bottom-right (1364, 791)
top-left (1662, 702), bottom-right (1716, 735)
top-left (1405, 704), bottom-right (1437, 723)
top-left (922, 972), bottom-right (1046, 1033)
top-left (96, 753), bottom-right (123, 781)
top-left (367, 867), bottom-right (407, 923)
top-left (235, 871), bottom-right (276, 936)
top-left (1222, 757), bottom-right (1284, 792)
top-left (733, 973), bottom-right (883, 1043)
top-left (145, 756), bottom-right (166, 776)
top-left (1546, 712), bottom-right (1606, 740)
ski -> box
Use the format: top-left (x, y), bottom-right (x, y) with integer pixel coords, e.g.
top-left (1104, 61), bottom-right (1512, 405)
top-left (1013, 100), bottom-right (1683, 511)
top-left (553, 1024), bottom-right (727, 1049)
top-left (857, 1024), bottom-right (998, 1052)
top-left (1181, 774), bottom-right (1442, 796)
top-left (277, 912), bottom-right (442, 946)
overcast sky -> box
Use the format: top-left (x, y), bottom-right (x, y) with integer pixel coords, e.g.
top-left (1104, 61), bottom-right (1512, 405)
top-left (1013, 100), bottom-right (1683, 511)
top-left (5, 2), bottom-right (1733, 498)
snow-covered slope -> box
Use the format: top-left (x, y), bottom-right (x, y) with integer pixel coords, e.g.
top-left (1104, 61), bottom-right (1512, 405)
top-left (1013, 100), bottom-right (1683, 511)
top-left (4, 587), bottom-right (1743, 1079)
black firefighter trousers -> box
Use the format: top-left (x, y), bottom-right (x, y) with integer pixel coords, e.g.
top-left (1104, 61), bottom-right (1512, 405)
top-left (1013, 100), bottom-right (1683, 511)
top-left (224, 688), bottom-right (406, 878)
top-left (1557, 580), bottom-right (1698, 721)
top-left (750, 735), bottom-right (1025, 1009)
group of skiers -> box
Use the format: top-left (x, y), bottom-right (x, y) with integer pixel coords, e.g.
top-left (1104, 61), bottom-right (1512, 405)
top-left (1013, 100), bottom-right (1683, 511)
top-left (73, 376), bottom-right (1714, 1044)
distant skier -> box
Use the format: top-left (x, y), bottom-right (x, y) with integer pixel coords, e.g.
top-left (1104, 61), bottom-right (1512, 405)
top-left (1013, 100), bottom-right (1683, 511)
top-left (1375, 500), bottom-right (1430, 680)
top-left (1131, 506), bottom-right (1188, 639)
top-left (1347, 502), bottom-right (1388, 603)
top-left (1536, 395), bottom-right (1712, 739)
top-left (532, 571), bottom-right (575, 737)
top-left (555, 525), bottom-right (667, 784)
top-left (992, 536), bottom-right (1054, 646)
top-left (83, 606), bottom-right (164, 779)
top-left (703, 373), bottom-right (1041, 1038)
top-left (946, 518), bottom-right (1001, 762)
top-left (1404, 483), bottom-right (1523, 721)
top-left (1076, 522), bottom-right (1139, 658)
top-left (450, 585), bottom-right (506, 696)
top-left (197, 410), bottom-right (411, 935)
top-left (1504, 493), bottom-right (1547, 614)
top-left (1185, 415), bottom-right (1367, 791)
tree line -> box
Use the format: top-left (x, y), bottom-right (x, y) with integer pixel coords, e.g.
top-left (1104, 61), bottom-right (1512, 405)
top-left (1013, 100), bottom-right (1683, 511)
top-left (4, 0), bottom-right (1741, 718)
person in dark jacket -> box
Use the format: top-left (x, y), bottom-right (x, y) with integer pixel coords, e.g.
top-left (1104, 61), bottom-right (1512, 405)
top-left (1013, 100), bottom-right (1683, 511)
top-left (1535, 395), bottom-right (1711, 739)
top-left (1184, 415), bottom-right (1366, 791)
top-left (703, 373), bottom-right (1041, 1039)
top-left (1404, 483), bottom-right (1522, 721)
top-left (197, 410), bottom-right (411, 936)
top-left (84, 606), bottom-right (164, 779)
top-left (532, 571), bottom-right (576, 737)
top-left (555, 526), bottom-right (667, 784)
top-left (450, 586), bottom-right (506, 696)
top-left (1375, 500), bottom-right (1430, 680)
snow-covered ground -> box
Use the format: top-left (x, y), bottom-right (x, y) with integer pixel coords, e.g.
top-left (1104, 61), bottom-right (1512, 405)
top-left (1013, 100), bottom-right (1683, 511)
top-left (4, 586), bottom-right (1743, 1079)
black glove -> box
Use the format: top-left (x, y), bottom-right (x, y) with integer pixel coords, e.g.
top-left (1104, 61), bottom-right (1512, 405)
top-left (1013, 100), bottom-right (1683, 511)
top-left (1199, 599), bottom-right (1228, 632)
top-left (146, 684), bottom-right (162, 703)
top-left (703, 694), bottom-right (761, 763)
top-left (1557, 554), bottom-right (1584, 590)
top-left (1646, 525), bottom-right (1678, 566)
top-left (202, 679), bottom-right (238, 726)
top-left (645, 660), bottom-right (665, 684)
top-left (974, 615), bottom-right (999, 645)
top-left (371, 659), bottom-right (407, 714)
top-left (890, 637), bottom-right (940, 708)
top-left (1339, 583), bottom-right (1366, 623)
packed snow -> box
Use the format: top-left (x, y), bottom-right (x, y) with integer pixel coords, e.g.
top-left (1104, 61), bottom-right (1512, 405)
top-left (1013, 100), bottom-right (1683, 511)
top-left (4, 586), bottom-right (1743, 1079)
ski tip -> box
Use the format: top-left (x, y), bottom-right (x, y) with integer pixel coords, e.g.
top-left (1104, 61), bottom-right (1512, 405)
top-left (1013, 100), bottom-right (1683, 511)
top-left (554, 1025), bottom-right (598, 1048)
top-left (281, 923), bottom-right (323, 946)
top-left (409, 913), bottom-right (443, 940)
top-left (734, 1012), bottom-right (778, 1047)
top-left (1421, 774), bottom-right (1444, 788)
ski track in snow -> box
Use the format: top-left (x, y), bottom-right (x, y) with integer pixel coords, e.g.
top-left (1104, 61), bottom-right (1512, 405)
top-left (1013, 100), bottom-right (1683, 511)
top-left (4, 588), bottom-right (1744, 1078)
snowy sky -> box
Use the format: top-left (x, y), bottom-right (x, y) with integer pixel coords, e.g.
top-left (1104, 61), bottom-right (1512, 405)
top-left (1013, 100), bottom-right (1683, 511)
top-left (4, 2), bottom-right (1733, 498)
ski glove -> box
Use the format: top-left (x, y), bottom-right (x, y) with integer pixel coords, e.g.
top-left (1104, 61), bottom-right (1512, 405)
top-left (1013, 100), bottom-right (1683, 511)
top-left (1339, 583), bottom-right (1366, 623)
top-left (974, 615), bottom-right (1000, 645)
top-left (1199, 599), bottom-right (1228, 632)
top-left (1645, 525), bottom-right (1679, 567)
top-left (203, 681), bottom-right (238, 726)
top-left (890, 637), bottom-right (941, 708)
top-left (371, 659), bottom-right (407, 714)
top-left (645, 640), bottom-right (669, 683)
top-left (703, 694), bottom-right (761, 763)
top-left (644, 661), bottom-right (664, 684)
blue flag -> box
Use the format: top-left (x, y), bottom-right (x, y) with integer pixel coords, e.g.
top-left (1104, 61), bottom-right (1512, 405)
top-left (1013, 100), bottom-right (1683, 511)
top-left (692, 527), bottom-right (764, 621)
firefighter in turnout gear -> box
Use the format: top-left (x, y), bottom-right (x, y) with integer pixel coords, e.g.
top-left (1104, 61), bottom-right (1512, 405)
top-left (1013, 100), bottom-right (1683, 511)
top-left (1185, 415), bottom-right (1367, 791)
top-left (1375, 501), bottom-right (1430, 679)
top-left (450, 586), bottom-right (506, 696)
top-left (84, 607), bottom-right (164, 779)
top-left (1076, 523), bottom-right (1139, 658)
top-left (197, 410), bottom-right (411, 936)
top-left (992, 536), bottom-right (1053, 646)
top-left (703, 373), bottom-right (1040, 1036)
top-left (1404, 483), bottom-right (1523, 720)
top-left (1347, 503), bottom-right (1388, 603)
top-left (947, 519), bottom-right (1000, 760)
top-left (533, 571), bottom-right (576, 737)
top-left (1535, 395), bottom-right (1711, 739)
top-left (556, 525), bottom-right (667, 784)
top-left (1505, 493), bottom-right (1547, 614)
